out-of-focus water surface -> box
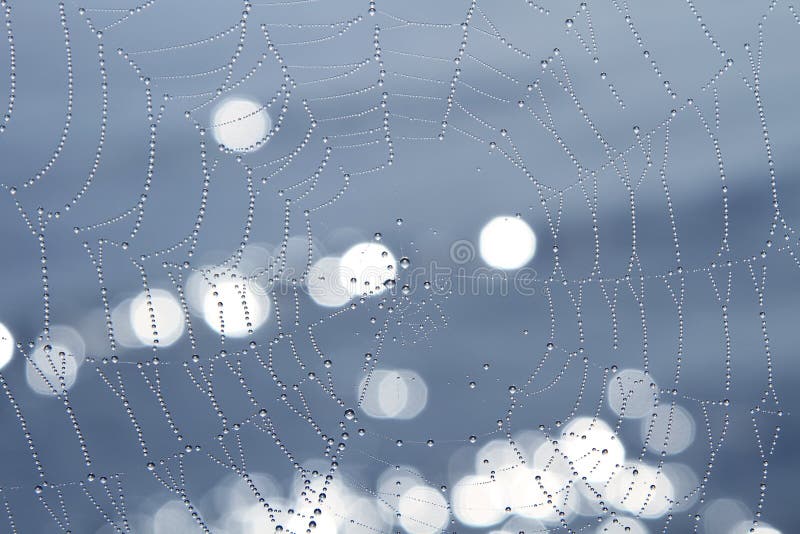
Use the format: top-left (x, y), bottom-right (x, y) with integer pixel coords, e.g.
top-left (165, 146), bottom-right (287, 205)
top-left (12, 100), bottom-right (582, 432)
top-left (0, 1), bottom-right (798, 533)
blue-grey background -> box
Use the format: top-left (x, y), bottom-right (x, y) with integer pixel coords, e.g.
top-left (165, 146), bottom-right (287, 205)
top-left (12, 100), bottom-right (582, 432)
top-left (0, 1), bottom-right (798, 532)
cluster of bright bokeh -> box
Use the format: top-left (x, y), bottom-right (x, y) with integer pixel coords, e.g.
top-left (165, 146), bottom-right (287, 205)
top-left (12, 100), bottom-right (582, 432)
top-left (3, 92), bottom-right (784, 533)
top-left (6, 101), bottom-right (541, 402)
top-left (137, 374), bottom-right (779, 534)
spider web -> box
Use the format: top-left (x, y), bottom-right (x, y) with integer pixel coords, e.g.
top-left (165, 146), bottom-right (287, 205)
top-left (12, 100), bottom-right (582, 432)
top-left (0, 0), bottom-right (797, 533)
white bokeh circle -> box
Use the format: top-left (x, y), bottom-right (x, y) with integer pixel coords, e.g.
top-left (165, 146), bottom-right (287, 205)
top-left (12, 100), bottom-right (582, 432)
top-left (339, 242), bottom-right (397, 297)
top-left (451, 474), bottom-right (507, 527)
top-left (641, 403), bottom-right (696, 455)
top-left (608, 369), bottom-right (658, 419)
top-left (479, 216), bottom-right (536, 270)
top-left (605, 461), bottom-right (675, 519)
top-left (0, 322), bottom-right (14, 369)
top-left (130, 288), bottom-right (185, 347)
top-left (358, 369), bottom-right (427, 419)
top-left (534, 417), bottom-right (626, 483)
top-left (201, 277), bottom-right (270, 338)
top-left (398, 485), bottom-right (449, 534)
top-left (307, 256), bottom-right (351, 307)
top-left (211, 97), bottom-right (271, 152)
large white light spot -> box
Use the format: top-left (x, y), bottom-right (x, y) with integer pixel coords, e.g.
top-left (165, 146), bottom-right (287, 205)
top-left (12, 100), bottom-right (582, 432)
top-left (451, 474), bottom-right (507, 527)
top-left (211, 97), bottom-right (271, 152)
top-left (605, 462), bottom-right (675, 518)
top-left (479, 216), bottom-right (536, 270)
top-left (307, 256), bottom-right (351, 308)
top-left (201, 276), bottom-right (270, 338)
top-left (0, 322), bottom-right (14, 369)
top-left (282, 460), bottom-right (379, 533)
top-left (130, 288), bottom-right (185, 347)
top-left (662, 463), bottom-right (699, 512)
top-left (398, 485), bottom-right (449, 534)
top-left (339, 242), bottom-right (397, 297)
top-left (457, 435), bottom-right (581, 528)
top-left (608, 369), bottom-right (658, 419)
top-left (475, 439), bottom-right (519, 476)
top-left (25, 326), bottom-right (85, 396)
top-left (237, 498), bottom-right (290, 534)
top-left (111, 297), bottom-right (142, 348)
top-left (376, 466), bottom-right (426, 525)
top-left (701, 498), bottom-right (752, 534)
top-left (210, 472), bottom-right (281, 531)
top-left (595, 515), bottom-right (649, 533)
top-left (26, 348), bottom-right (78, 395)
top-left (493, 516), bottom-right (547, 534)
top-left (283, 502), bottom-right (339, 534)
top-left (153, 500), bottom-right (197, 534)
top-left (506, 467), bottom-right (575, 523)
top-left (641, 403), bottom-right (695, 455)
top-left (358, 369), bottom-right (427, 419)
top-left (340, 496), bottom-right (386, 533)
top-left (535, 417), bottom-right (626, 483)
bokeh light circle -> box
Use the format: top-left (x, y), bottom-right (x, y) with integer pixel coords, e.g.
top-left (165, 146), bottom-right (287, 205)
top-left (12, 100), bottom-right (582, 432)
top-left (201, 275), bottom-right (272, 337)
top-left (474, 439), bottom-right (519, 476)
top-left (339, 242), bottom-right (397, 297)
top-left (641, 403), bottom-right (696, 455)
top-left (662, 462), bottom-right (700, 512)
top-left (506, 467), bottom-right (575, 523)
top-left (701, 498), bottom-right (753, 534)
top-left (358, 369), bottom-right (427, 419)
top-left (479, 216), bottom-right (536, 270)
top-left (398, 485), bottom-right (449, 534)
top-left (493, 516), bottom-right (548, 534)
top-left (26, 347), bottom-right (79, 395)
top-left (605, 461), bottom-right (675, 518)
top-left (130, 288), bottom-right (185, 347)
top-left (608, 369), bottom-right (658, 419)
top-left (110, 297), bottom-right (142, 348)
top-left (451, 474), bottom-right (507, 527)
top-left (25, 326), bottom-right (85, 396)
top-left (376, 466), bottom-right (425, 525)
top-left (534, 417), bottom-right (625, 483)
top-left (307, 256), bottom-right (351, 307)
top-left (595, 515), bottom-right (649, 533)
top-left (153, 500), bottom-right (197, 534)
top-left (211, 97), bottom-right (271, 152)
top-left (0, 322), bottom-right (14, 369)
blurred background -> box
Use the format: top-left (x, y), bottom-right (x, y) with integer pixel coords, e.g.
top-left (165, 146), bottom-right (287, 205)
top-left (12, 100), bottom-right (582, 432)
top-left (0, 1), bottom-right (798, 532)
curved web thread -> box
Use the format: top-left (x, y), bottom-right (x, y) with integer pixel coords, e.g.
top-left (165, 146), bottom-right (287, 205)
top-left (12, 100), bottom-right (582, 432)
top-left (0, 1), bottom-right (795, 533)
